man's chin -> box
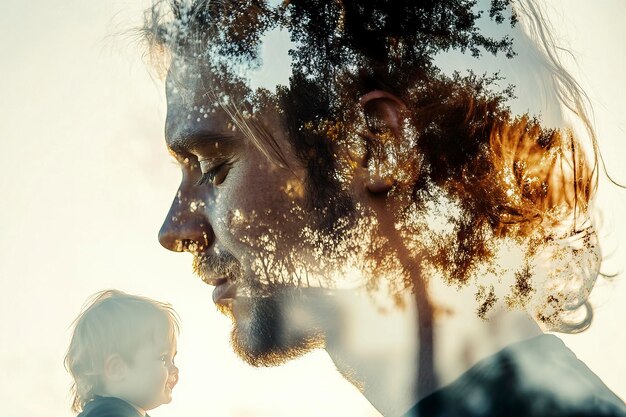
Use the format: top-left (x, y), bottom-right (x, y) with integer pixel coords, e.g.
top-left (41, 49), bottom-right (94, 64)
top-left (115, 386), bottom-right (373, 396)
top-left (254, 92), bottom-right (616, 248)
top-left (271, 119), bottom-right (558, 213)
top-left (221, 294), bottom-right (325, 367)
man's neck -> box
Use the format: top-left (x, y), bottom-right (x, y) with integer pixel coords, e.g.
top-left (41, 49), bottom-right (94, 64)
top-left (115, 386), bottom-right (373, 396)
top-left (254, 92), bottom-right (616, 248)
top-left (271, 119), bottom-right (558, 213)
top-left (324, 286), bottom-right (542, 417)
top-left (324, 290), bottom-right (419, 417)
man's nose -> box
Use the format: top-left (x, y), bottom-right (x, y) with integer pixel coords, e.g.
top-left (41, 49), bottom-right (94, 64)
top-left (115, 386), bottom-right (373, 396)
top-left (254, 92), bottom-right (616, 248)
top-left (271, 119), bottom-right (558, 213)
top-left (158, 190), bottom-right (214, 253)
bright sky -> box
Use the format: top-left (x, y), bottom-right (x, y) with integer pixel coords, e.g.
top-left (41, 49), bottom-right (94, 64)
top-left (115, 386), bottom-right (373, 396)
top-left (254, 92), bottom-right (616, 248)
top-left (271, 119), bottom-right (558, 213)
top-left (0, 1), bottom-right (624, 416)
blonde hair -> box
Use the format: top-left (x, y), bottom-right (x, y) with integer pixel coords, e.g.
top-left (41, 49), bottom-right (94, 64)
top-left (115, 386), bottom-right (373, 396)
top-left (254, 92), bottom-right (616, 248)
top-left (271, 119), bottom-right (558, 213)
top-left (64, 289), bottom-right (181, 413)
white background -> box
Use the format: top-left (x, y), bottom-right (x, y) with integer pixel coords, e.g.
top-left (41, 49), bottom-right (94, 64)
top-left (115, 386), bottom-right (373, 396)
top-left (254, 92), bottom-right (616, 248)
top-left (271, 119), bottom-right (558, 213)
top-left (0, 1), bottom-right (624, 416)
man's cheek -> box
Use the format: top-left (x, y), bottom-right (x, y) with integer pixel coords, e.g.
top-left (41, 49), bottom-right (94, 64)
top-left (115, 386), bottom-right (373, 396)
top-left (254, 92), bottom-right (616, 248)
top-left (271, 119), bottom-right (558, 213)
top-left (222, 207), bottom-right (275, 255)
top-left (224, 209), bottom-right (269, 244)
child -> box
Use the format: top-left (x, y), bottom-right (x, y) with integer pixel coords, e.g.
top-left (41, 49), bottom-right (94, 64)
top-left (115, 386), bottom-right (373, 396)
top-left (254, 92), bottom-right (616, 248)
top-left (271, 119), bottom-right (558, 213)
top-left (64, 289), bottom-right (181, 417)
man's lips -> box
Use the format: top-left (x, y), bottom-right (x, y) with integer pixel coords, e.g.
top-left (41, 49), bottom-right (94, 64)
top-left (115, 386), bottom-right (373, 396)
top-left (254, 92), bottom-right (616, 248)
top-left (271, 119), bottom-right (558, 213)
top-left (194, 258), bottom-right (239, 304)
top-left (211, 280), bottom-right (237, 304)
top-left (202, 276), bottom-right (228, 286)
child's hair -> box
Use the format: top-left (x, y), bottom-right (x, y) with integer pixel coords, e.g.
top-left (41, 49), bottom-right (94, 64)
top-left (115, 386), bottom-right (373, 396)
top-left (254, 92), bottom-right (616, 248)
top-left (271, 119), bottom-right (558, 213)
top-left (64, 289), bottom-right (181, 413)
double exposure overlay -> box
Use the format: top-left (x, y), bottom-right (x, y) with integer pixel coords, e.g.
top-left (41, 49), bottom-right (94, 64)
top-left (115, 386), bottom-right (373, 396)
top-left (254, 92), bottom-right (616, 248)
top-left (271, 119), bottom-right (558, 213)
top-left (140, 1), bottom-right (624, 416)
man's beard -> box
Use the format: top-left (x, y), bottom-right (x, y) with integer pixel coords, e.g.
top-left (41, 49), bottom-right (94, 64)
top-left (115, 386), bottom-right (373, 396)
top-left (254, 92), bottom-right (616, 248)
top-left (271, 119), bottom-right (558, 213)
top-left (192, 181), bottom-right (358, 367)
top-left (224, 185), bottom-right (360, 368)
top-left (220, 286), bottom-right (330, 367)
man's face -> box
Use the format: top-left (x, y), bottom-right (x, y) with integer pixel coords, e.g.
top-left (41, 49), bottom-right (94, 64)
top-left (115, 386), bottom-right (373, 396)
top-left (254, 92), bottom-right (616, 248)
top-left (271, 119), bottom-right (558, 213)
top-left (159, 66), bottom-right (367, 366)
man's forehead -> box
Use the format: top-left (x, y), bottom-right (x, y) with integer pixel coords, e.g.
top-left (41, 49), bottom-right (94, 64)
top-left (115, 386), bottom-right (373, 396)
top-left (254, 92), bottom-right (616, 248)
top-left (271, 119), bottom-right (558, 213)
top-left (165, 67), bottom-right (210, 111)
top-left (164, 63), bottom-right (285, 156)
top-left (164, 107), bottom-right (240, 154)
top-left (164, 88), bottom-right (251, 159)
top-left (165, 68), bottom-right (229, 145)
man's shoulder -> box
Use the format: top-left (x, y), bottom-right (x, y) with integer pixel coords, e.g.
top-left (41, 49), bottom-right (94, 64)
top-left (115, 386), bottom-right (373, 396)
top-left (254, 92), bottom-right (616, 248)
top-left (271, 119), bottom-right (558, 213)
top-left (498, 333), bottom-right (625, 416)
top-left (403, 334), bottom-right (626, 417)
top-left (77, 395), bottom-right (143, 417)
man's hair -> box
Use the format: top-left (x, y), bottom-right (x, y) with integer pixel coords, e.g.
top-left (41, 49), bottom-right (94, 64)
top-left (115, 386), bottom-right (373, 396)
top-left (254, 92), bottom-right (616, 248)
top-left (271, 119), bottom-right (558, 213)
top-left (140, 0), bottom-right (606, 332)
top-left (64, 289), bottom-right (181, 413)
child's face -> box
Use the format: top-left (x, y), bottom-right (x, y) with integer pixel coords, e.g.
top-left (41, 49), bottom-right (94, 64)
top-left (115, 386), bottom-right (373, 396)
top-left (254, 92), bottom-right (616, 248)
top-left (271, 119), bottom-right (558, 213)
top-left (121, 334), bottom-right (179, 411)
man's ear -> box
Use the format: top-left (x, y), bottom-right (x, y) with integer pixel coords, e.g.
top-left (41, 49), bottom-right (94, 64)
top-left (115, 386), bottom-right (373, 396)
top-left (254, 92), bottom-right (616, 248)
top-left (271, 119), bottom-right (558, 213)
top-left (358, 90), bottom-right (408, 194)
top-left (103, 353), bottom-right (128, 382)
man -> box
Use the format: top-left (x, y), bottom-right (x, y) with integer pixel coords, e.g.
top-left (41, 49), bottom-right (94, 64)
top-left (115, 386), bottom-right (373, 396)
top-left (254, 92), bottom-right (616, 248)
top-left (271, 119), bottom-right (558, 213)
top-left (145, 0), bottom-right (625, 415)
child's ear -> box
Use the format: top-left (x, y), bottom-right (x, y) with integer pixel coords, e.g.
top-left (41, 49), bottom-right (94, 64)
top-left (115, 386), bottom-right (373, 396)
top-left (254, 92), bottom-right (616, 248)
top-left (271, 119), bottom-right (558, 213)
top-left (104, 353), bottom-right (128, 382)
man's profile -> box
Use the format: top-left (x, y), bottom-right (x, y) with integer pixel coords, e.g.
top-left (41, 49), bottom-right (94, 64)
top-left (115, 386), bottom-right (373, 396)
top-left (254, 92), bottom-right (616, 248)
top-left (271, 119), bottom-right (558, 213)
top-left (140, 1), bottom-right (626, 415)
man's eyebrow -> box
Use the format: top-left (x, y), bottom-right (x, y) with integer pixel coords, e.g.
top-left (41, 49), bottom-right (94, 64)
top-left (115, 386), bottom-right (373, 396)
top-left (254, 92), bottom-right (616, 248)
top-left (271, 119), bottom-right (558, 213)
top-left (168, 130), bottom-right (241, 155)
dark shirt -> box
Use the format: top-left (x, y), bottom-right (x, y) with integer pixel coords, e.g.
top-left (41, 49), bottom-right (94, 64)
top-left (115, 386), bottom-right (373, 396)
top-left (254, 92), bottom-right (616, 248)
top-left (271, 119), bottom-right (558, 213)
top-left (77, 395), bottom-right (149, 417)
top-left (402, 334), bottom-right (626, 417)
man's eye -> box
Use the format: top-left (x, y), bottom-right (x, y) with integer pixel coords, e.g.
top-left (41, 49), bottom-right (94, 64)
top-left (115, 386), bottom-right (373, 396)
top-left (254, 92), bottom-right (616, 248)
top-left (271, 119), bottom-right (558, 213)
top-left (196, 160), bottom-right (231, 187)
